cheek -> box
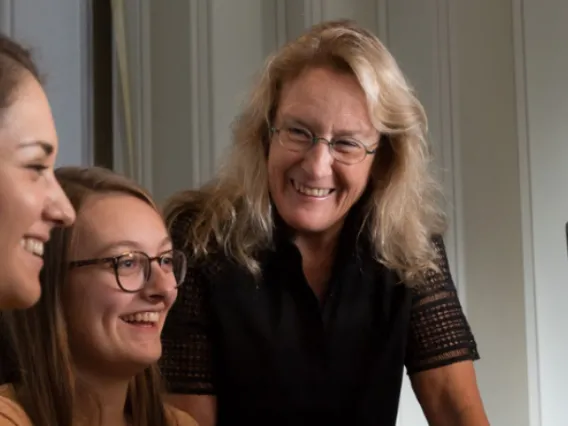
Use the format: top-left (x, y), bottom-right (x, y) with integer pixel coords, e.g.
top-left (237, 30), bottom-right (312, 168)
top-left (267, 145), bottom-right (283, 192)
top-left (267, 144), bottom-right (298, 189)
top-left (64, 275), bottom-right (124, 338)
top-left (336, 161), bottom-right (373, 197)
top-left (0, 169), bottom-right (45, 232)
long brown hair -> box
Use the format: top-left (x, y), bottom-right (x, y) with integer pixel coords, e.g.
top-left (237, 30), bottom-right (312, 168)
top-left (166, 19), bottom-right (446, 283)
top-left (3, 166), bottom-right (175, 426)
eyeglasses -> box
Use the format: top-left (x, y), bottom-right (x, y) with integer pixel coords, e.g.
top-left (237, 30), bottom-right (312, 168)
top-left (69, 250), bottom-right (187, 293)
top-left (270, 125), bottom-right (377, 165)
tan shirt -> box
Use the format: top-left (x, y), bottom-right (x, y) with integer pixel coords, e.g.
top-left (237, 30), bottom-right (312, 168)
top-left (166, 405), bottom-right (200, 426)
top-left (0, 384), bottom-right (197, 426)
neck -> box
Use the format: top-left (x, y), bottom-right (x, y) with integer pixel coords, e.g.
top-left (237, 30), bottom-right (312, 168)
top-left (294, 220), bottom-right (343, 258)
top-left (74, 370), bottom-right (130, 426)
top-left (294, 224), bottom-right (342, 299)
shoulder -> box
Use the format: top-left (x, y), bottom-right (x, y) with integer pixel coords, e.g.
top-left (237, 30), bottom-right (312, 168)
top-left (0, 385), bottom-right (32, 426)
top-left (164, 403), bottom-right (199, 426)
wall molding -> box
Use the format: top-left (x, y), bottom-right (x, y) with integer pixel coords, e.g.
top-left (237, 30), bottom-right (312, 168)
top-left (303, 0), bottom-right (323, 27)
top-left (262, 0), bottom-right (288, 55)
top-left (435, 0), bottom-right (467, 310)
top-left (78, 0), bottom-right (94, 167)
top-left (0, 0), bottom-right (14, 36)
top-left (512, 0), bottom-right (541, 424)
top-left (111, 0), bottom-right (152, 189)
top-left (188, 0), bottom-right (214, 187)
top-left (138, 1), bottom-right (153, 192)
top-left (275, 0), bottom-right (288, 47)
top-left (375, 0), bottom-right (389, 43)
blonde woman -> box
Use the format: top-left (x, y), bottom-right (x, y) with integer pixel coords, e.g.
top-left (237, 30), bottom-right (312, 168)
top-left (161, 20), bottom-right (488, 426)
top-left (0, 167), bottom-right (197, 426)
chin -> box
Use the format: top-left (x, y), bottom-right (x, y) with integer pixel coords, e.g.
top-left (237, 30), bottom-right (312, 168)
top-left (132, 348), bottom-right (162, 366)
top-left (119, 355), bottom-right (160, 376)
top-left (284, 214), bottom-right (336, 235)
top-left (1, 276), bottom-right (41, 310)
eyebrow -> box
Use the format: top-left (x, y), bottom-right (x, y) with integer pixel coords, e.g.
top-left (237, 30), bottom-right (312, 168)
top-left (94, 236), bottom-right (173, 257)
top-left (280, 115), bottom-right (371, 139)
top-left (18, 140), bottom-right (54, 156)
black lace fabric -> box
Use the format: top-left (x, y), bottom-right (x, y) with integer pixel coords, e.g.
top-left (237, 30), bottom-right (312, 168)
top-left (160, 214), bottom-right (215, 394)
top-left (159, 212), bottom-right (478, 392)
top-left (405, 236), bottom-right (479, 374)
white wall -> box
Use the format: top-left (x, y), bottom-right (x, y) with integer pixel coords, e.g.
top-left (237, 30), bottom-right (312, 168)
top-left (0, 0), bottom-right (93, 166)
top-left (453, 1), bottom-right (530, 424)
top-left (520, 0), bottom-right (568, 424)
top-left (122, 0), bottom-right (568, 424)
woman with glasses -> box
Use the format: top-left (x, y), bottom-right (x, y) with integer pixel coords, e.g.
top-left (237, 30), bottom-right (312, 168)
top-left (0, 166), bottom-right (197, 426)
top-left (161, 20), bottom-right (488, 426)
top-left (0, 34), bottom-right (75, 311)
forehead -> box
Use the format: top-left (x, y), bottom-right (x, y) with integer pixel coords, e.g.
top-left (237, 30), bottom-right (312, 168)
top-left (277, 67), bottom-right (373, 130)
top-left (72, 193), bottom-right (167, 256)
top-left (0, 74), bottom-right (57, 153)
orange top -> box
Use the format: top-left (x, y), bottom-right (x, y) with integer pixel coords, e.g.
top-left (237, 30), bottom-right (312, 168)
top-left (0, 385), bottom-right (32, 426)
top-left (0, 383), bottom-right (197, 426)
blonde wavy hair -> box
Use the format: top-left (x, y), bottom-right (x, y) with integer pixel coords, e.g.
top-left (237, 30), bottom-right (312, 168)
top-left (166, 19), bottom-right (446, 283)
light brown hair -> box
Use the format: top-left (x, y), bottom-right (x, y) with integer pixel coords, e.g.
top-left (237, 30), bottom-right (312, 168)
top-left (3, 166), bottom-right (175, 426)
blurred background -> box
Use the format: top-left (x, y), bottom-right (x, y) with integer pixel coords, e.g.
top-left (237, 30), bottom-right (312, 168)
top-left (0, 1), bottom-right (566, 424)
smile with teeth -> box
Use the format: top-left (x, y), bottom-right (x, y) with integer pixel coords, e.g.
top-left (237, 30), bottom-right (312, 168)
top-left (120, 311), bottom-right (160, 326)
top-left (21, 237), bottom-right (44, 257)
top-left (292, 180), bottom-right (334, 197)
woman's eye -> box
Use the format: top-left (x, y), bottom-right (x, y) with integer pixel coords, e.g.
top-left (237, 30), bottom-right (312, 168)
top-left (27, 164), bottom-right (48, 174)
top-left (287, 127), bottom-right (311, 140)
top-left (334, 140), bottom-right (360, 151)
top-left (161, 256), bottom-right (174, 266)
top-left (118, 258), bottom-right (138, 269)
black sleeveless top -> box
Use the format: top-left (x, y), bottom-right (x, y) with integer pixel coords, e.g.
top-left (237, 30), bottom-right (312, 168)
top-left (159, 206), bottom-right (479, 426)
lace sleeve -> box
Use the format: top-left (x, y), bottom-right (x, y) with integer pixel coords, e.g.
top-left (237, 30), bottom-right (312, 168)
top-left (159, 212), bottom-right (215, 395)
top-left (405, 236), bottom-right (479, 374)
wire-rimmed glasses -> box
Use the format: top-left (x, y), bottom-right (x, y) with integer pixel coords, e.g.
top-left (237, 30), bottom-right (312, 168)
top-left (270, 125), bottom-right (377, 165)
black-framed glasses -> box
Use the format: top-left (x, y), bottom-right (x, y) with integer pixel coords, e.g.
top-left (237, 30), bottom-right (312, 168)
top-left (69, 250), bottom-right (187, 293)
top-left (270, 125), bottom-right (377, 165)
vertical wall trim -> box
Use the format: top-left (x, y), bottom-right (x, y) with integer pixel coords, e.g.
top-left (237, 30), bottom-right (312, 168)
top-left (303, 0), bottom-right (323, 27)
top-left (375, 0), bottom-right (389, 43)
top-left (112, 0), bottom-right (151, 184)
top-left (188, 0), bottom-right (213, 187)
top-left (79, 0), bottom-right (94, 167)
top-left (439, 0), bottom-right (467, 304)
top-left (275, 0), bottom-right (288, 47)
top-left (442, 0), bottom-right (468, 311)
top-left (138, 1), bottom-right (153, 192)
top-left (0, 0), bottom-right (14, 35)
top-left (512, 0), bottom-right (541, 424)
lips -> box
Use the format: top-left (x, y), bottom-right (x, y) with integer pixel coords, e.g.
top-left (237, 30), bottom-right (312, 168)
top-left (291, 179), bottom-right (334, 197)
top-left (120, 311), bottom-right (160, 325)
top-left (20, 237), bottom-right (45, 257)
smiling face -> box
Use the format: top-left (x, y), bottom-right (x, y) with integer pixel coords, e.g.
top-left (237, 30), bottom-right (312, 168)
top-left (268, 66), bottom-right (379, 237)
top-left (0, 72), bottom-right (75, 310)
top-left (64, 193), bottom-right (178, 378)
